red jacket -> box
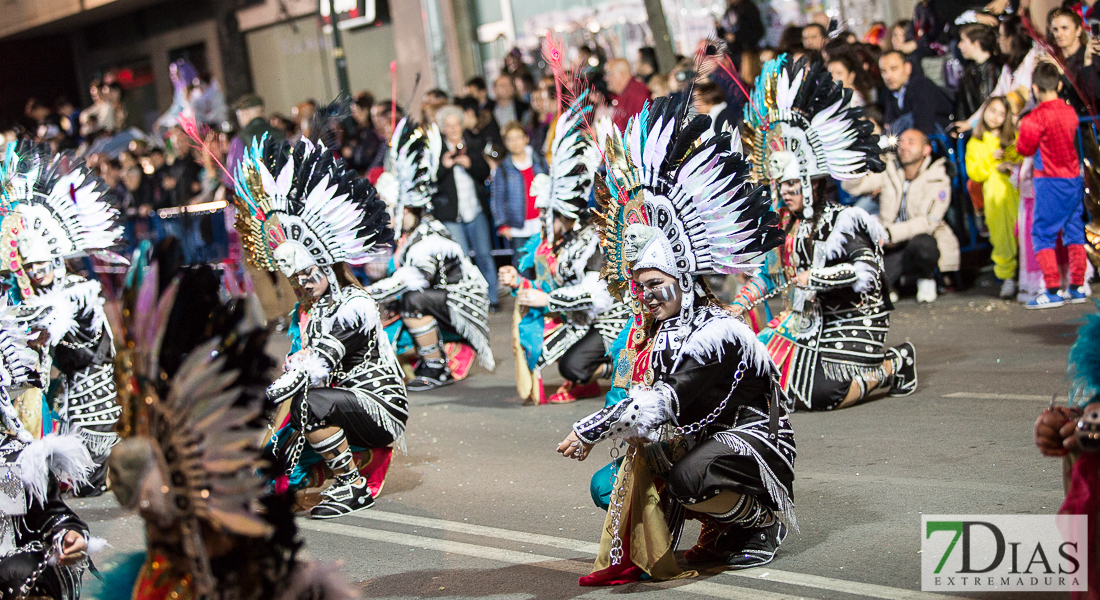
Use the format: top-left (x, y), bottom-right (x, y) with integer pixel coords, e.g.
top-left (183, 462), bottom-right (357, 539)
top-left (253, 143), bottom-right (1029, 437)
top-left (612, 77), bottom-right (652, 131)
top-left (1017, 98), bottom-right (1081, 179)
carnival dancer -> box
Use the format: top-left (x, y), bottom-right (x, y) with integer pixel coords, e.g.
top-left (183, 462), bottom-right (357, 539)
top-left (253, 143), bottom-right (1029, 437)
top-left (368, 119), bottom-right (495, 391)
top-left (0, 305), bottom-right (95, 600)
top-left (94, 263), bottom-right (355, 600)
top-left (234, 136), bottom-right (407, 519)
top-left (0, 142), bottom-right (123, 497)
top-left (731, 55), bottom-right (917, 411)
top-left (498, 98), bottom-right (629, 404)
top-left (557, 95), bottom-right (791, 580)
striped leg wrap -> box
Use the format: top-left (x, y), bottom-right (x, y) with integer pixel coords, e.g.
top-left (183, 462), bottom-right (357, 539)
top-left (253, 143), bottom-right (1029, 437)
top-left (310, 430), bottom-right (346, 455)
top-left (713, 494), bottom-right (774, 529)
top-left (408, 321), bottom-right (442, 357)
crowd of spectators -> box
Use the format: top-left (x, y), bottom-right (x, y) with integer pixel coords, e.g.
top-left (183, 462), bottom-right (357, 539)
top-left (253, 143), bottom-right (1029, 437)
top-left (3, 0), bottom-right (1099, 309)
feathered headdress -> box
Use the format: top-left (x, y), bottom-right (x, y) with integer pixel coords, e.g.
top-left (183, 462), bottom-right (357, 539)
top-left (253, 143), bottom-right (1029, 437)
top-left (742, 54), bottom-right (884, 210)
top-left (109, 264), bottom-right (279, 596)
top-left (0, 306), bottom-right (40, 441)
top-left (0, 141), bottom-right (122, 266)
top-left (596, 95), bottom-right (784, 328)
top-left (532, 91), bottom-right (602, 240)
top-left (234, 136), bottom-right (394, 279)
top-left (387, 117), bottom-right (442, 212)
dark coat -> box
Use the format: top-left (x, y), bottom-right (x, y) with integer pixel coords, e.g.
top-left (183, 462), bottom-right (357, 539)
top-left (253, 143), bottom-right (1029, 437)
top-left (881, 75), bottom-right (954, 136)
top-left (433, 131), bottom-right (493, 223)
top-left (490, 151), bottom-right (548, 229)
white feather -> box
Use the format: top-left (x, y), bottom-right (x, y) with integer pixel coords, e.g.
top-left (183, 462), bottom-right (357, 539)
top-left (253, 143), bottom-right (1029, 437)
top-left (16, 433), bottom-right (94, 504)
top-left (675, 311), bottom-right (773, 375)
top-left (822, 206), bottom-right (889, 261)
top-left (284, 351), bottom-right (331, 387)
top-left (332, 289), bottom-right (382, 335)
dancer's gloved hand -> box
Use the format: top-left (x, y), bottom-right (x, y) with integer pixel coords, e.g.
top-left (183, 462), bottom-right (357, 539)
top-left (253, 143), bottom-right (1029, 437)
top-left (557, 431), bottom-right (593, 461)
top-left (1035, 406), bottom-right (1083, 457)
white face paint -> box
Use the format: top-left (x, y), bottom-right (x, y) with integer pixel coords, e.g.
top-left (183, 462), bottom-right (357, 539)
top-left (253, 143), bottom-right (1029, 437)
top-left (295, 265), bottom-right (329, 300)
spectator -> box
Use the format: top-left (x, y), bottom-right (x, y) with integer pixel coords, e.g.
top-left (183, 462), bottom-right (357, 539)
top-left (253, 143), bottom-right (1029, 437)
top-left (827, 53), bottom-right (871, 106)
top-left (465, 77), bottom-right (492, 111)
top-left (1048, 7), bottom-right (1099, 115)
top-left (605, 58), bottom-right (652, 131)
top-left (843, 129), bottom-right (959, 303)
top-left (503, 48), bottom-right (533, 82)
top-left (163, 126), bottom-right (203, 208)
top-left (1016, 61), bottom-right (1090, 308)
top-left (648, 72), bottom-right (673, 98)
top-left (421, 89), bottom-right (450, 126)
top-left (490, 122), bottom-right (548, 259)
top-left (515, 72), bottom-right (536, 103)
top-left (637, 47), bottom-right (660, 84)
top-left (345, 92), bottom-right (384, 175)
top-left (993, 15), bottom-right (1039, 115)
top-left (965, 96), bottom-right (1022, 299)
top-left (890, 20), bottom-right (926, 78)
top-left (492, 75), bottom-right (529, 132)
top-left (574, 46), bottom-right (600, 74)
top-left (434, 104), bottom-right (499, 309)
top-left (227, 94), bottom-right (284, 179)
top-left (879, 50), bottom-right (953, 135)
top-left (457, 96), bottom-right (503, 158)
top-left (802, 23), bottom-right (828, 51)
top-left (53, 97), bottom-right (79, 142)
top-left (526, 87), bottom-right (555, 158)
top-left (693, 81), bottom-right (737, 133)
top-left (954, 24), bottom-right (1001, 132)
top-left (716, 0), bottom-right (765, 63)
top-left (777, 25), bottom-right (803, 53)
top-left (372, 101), bottom-right (405, 147)
top-left (101, 82), bottom-right (126, 133)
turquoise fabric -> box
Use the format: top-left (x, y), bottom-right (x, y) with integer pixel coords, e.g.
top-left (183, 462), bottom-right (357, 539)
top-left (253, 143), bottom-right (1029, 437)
top-left (86, 550), bottom-right (147, 599)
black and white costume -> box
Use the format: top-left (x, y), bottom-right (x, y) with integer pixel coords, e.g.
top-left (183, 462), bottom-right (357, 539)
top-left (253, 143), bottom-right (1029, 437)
top-left (235, 135), bottom-right (406, 519)
top-left (368, 119), bottom-right (494, 390)
top-left (3, 144), bottom-right (122, 496)
top-left (734, 54), bottom-right (916, 411)
top-left (572, 96), bottom-right (791, 573)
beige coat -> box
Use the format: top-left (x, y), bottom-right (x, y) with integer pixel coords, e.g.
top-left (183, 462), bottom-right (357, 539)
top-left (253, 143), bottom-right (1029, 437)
top-left (843, 156), bottom-right (960, 272)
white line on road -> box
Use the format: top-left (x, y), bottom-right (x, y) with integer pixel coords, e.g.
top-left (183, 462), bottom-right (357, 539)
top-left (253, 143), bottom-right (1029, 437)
top-left (942, 392), bottom-right (1061, 402)
top-left (727, 568), bottom-right (971, 600)
top-left (301, 519), bottom-right (815, 600)
top-left (350, 509), bottom-right (600, 553)
top-left (305, 511), bottom-right (970, 600)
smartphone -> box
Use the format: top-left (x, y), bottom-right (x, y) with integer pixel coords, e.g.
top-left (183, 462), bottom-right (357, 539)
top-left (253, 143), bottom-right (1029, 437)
top-left (828, 18), bottom-right (839, 35)
top-left (1091, 21), bottom-right (1100, 37)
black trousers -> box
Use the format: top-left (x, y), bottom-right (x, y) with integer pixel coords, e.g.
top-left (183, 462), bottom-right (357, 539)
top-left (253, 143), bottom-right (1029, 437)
top-left (0, 552), bottom-right (71, 598)
top-left (559, 328), bottom-right (609, 384)
top-left (665, 435), bottom-right (788, 513)
top-left (883, 233), bottom-right (940, 285)
top-left (400, 289), bottom-right (451, 324)
top-left (290, 387), bottom-right (396, 449)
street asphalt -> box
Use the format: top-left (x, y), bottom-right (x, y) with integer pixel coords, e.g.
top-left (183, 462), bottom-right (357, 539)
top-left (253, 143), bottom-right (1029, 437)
top-left (79, 284), bottom-right (1098, 600)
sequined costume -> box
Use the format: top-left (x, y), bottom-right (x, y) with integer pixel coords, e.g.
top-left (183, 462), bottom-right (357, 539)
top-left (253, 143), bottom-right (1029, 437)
top-left (569, 94), bottom-right (790, 582)
top-left (233, 136), bottom-right (407, 518)
top-left (733, 54), bottom-right (916, 410)
top-left (0, 142), bottom-right (123, 496)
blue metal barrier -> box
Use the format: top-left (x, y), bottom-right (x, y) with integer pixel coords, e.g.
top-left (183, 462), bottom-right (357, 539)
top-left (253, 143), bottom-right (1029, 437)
top-left (929, 132), bottom-right (987, 254)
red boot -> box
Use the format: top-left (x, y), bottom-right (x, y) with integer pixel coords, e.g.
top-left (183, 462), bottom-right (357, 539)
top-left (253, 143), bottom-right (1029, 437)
top-left (683, 513), bottom-right (729, 563)
top-left (548, 380), bottom-right (601, 404)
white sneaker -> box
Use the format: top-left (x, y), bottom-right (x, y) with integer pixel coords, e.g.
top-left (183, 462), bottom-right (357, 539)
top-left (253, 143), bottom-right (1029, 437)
top-left (916, 278), bottom-right (938, 303)
top-left (999, 278), bottom-right (1016, 300)
top-left (889, 290), bottom-right (899, 304)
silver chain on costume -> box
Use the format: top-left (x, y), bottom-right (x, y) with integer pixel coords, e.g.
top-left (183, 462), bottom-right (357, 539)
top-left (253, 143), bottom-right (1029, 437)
top-left (673, 359), bottom-right (746, 436)
top-left (15, 539), bottom-right (51, 600)
top-left (607, 444), bottom-right (636, 566)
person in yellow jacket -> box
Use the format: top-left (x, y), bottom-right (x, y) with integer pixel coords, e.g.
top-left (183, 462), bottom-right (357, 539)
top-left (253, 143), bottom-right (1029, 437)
top-left (965, 96), bottom-right (1022, 299)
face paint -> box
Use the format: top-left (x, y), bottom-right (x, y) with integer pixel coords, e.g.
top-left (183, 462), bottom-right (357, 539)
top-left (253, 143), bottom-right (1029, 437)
top-left (641, 283), bottom-right (677, 303)
top-left (295, 266), bottom-right (324, 288)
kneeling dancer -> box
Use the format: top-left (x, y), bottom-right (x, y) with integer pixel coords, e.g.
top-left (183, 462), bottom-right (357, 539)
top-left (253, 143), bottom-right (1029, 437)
top-left (558, 96), bottom-right (794, 582)
top-left (235, 137), bottom-right (408, 519)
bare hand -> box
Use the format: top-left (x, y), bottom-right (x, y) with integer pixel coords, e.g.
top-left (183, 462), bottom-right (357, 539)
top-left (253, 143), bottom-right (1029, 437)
top-left (499, 228), bottom-right (513, 240)
top-left (795, 271), bottom-right (811, 287)
top-left (453, 154), bottom-right (472, 169)
top-left (58, 530), bottom-right (87, 566)
top-left (992, 148), bottom-right (1005, 160)
top-left (1035, 406), bottom-right (1081, 457)
top-left (996, 162), bottom-right (1013, 174)
top-left (729, 302), bottom-right (746, 316)
top-left (441, 151), bottom-right (456, 169)
top-left (557, 431), bottom-right (594, 461)
top-left (953, 121), bottom-right (973, 133)
top-left (1085, 38), bottom-right (1100, 67)
top-left (517, 289), bottom-right (550, 308)
top-left (498, 265), bottom-right (520, 289)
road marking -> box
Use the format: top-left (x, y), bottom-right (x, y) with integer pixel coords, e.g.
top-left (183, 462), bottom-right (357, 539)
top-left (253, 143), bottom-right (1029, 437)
top-left (305, 511), bottom-right (966, 600)
top-left (727, 568), bottom-right (971, 600)
top-left (302, 519), bottom-right (816, 600)
top-left (350, 509), bottom-right (600, 553)
top-left (942, 392), bottom-right (1061, 402)
top-left (798, 471), bottom-right (1061, 498)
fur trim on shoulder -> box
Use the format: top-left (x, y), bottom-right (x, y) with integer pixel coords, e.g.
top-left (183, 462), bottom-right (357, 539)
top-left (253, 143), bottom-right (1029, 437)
top-left (334, 289), bottom-right (382, 335)
top-left (676, 312), bottom-right (773, 375)
top-left (404, 234), bottom-right (463, 268)
top-left (823, 206), bottom-right (889, 261)
top-left (16, 433), bottom-right (94, 504)
top-left (284, 351), bottom-right (331, 387)
top-left (852, 261), bottom-right (879, 294)
top-left (392, 266), bottom-right (428, 292)
top-left (24, 279), bottom-right (105, 344)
